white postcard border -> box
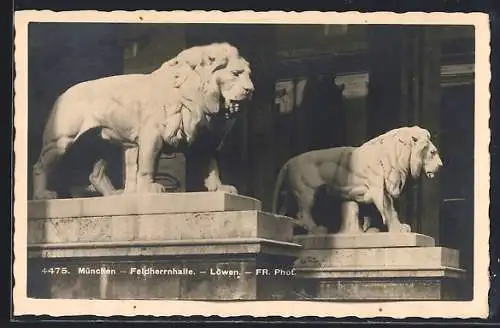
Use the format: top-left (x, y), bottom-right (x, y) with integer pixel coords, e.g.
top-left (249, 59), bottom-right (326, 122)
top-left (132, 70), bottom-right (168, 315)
top-left (13, 10), bottom-right (491, 319)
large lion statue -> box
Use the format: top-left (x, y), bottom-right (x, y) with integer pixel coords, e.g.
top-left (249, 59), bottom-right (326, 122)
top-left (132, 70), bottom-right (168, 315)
top-left (32, 42), bottom-right (254, 200)
top-left (271, 125), bottom-right (443, 234)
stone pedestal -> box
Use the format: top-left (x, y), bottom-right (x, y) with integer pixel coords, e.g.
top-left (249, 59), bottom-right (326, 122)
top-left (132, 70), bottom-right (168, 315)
top-left (27, 192), bottom-right (302, 300)
top-left (292, 233), bottom-right (466, 301)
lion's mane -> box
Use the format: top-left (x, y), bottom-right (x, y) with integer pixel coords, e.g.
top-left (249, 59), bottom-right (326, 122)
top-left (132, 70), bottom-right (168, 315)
top-left (149, 42), bottom-right (248, 144)
top-left (351, 126), bottom-right (433, 199)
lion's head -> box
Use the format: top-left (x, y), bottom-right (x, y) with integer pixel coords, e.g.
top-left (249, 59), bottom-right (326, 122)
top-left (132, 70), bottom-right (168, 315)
top-left (362, 125), bottom-right (443, 183)
top-left (407, 126), bottom-right (443, 179)
top-left (158, 42), bottom-right (254, 119)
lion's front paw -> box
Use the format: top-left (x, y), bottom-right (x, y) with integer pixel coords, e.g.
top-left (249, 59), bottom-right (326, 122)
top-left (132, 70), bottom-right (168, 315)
top-left (216, 184), bottom-right (238, 194)
top-left (33, 190), bottom-right (58, 200)
top-left (297, 221), bottom-right (328, 235)
top-left (399, 223), bottom-right (412, 233)
top-left (388, 222), bottom-right (412, 233)
top-left (138, 182), bottom-right (166, 193)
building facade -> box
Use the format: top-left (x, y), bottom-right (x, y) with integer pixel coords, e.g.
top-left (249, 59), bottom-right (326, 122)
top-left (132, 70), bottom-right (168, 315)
top-left (27, 23), bottom-right (475, 299)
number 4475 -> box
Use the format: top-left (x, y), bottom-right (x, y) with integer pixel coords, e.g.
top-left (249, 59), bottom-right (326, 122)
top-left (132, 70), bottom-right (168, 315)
top-left (41, 267), bottom-right (70, 275)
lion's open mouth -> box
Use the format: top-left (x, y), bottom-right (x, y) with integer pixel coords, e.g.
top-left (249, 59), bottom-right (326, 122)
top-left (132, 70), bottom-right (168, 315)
top-left (425, 171), bottom-right (436, 178)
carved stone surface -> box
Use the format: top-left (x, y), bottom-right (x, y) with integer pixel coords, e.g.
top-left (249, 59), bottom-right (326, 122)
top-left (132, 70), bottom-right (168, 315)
top-left (295, 278), bottom-right (463, 301)
top-left (293, 232), bottom-right (435, 249)
top-left (292, 232), bottom-right (466, 300)
top-left (27, 193), bottom-right (302, 300)
top-left (272, 125), bottom-right (444, 235)
top-left (31, 43), bottom-right (254, 200)
top-left (28, 210), bottom-right (299, 258)
top-left (28, 256), bottom-right (299, 300)
top-left (294, 247), bottom-right (461, 270)
top-left (28, 211), bottom-right (292, 245)
top-left (28, 192), bottom-right (261, 219)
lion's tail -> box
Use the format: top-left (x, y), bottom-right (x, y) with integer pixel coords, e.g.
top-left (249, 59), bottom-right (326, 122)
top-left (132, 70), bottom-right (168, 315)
top-left (271, 161), bottom-right (290, 215)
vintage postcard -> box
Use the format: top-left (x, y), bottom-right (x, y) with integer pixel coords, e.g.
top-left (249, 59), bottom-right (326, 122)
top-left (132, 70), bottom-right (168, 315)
top-left (13, 10), bottom-right (491, 318)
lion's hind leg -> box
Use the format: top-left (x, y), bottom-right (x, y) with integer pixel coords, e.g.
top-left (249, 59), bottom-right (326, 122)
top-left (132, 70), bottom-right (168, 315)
top-left (33, 136), bottom-right (75, 200)
top-left (296, 205), bottom-right (327, 234)
top-left (292, 171), bottom-right (328, 234)
top-left (88, 159), bottom-right (122, 196)
top-left (33, 114), bottom-right (102, 200)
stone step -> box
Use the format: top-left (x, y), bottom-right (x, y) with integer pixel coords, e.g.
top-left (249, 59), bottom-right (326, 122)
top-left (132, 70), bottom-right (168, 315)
top-left (27, 193), bottom-right (303, 300)
top-left (28, 192), bottom-right (261, 219)
top-left (295, 265), bottom-right (465, 279)
top-left (293, 232), bottom-right (435, 249)
top-left (292, 233), bottom-right (466, 301)
top-left (28, 237), bottom-right (302, 259)
top-left (295, 246), bottom-right (461, 269)
top-left (28, 252), bottom-right (300, 301)
top-left (26, 192), bottom-right (466, 301)
top-left (28, 210), bottom-right (299, 253)
top-left (294, 277), bottom-right (464, 301)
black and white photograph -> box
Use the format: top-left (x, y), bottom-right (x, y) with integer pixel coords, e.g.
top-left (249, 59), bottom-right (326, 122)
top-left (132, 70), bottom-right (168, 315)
top-left (13, 11), bottom-right (491, 318)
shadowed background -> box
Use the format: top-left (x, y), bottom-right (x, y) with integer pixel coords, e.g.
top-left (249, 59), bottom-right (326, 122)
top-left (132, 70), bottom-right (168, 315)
top-left (27, 23), bottom-right (475, 300)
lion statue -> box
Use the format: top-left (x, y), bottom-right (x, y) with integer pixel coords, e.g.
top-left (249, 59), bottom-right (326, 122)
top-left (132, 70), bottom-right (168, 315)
top-left (271, 125), bottom-right (443, 234)
top-left (32, 42), bottom-right (254, 200)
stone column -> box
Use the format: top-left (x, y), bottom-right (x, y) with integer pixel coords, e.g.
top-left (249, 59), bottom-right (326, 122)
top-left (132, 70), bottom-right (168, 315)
top-left (367, 26), bottom-right (442, 241)
top-left (414, 28), bottom-right (442, 241)
top-left (367, 26), bottom-right (406, 139)
top-left (335, 73), bottom-right (369, 146)
top-left (243, 26), bottom-right (278, 211)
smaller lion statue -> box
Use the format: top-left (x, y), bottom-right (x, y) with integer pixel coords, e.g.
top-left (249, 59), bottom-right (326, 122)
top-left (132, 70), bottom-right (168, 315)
top-left (32, 42), bottom-right (254, 200)
top-left (272, 125), bottom-right (443, 234)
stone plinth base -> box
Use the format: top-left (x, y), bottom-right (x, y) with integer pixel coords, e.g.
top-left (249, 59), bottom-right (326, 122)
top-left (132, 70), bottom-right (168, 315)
top-left (293, 233), bottom-right (466, 301)
top-left (27, 192), bottom-right (302, 300)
